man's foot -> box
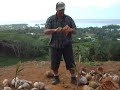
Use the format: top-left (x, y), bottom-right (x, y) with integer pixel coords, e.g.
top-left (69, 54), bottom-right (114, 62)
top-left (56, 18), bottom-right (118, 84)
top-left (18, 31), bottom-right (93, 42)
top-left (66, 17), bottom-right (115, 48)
top-left (52, 76), bottom-right (60, 85)
top-left (71, 77), bottom-right (77, 85)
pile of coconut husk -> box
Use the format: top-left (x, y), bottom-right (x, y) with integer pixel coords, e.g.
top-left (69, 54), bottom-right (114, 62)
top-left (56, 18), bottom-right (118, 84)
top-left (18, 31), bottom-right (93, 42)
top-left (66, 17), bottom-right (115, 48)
top-left (77, 66), bottom-right (120, 90)
top-left (44, 67), bottom-right (120, 90)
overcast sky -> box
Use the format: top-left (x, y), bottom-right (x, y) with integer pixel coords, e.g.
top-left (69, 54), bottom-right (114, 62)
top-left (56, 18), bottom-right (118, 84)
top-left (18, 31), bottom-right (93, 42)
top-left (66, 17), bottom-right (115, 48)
top-left (0, 0), bottom-right (120, 24)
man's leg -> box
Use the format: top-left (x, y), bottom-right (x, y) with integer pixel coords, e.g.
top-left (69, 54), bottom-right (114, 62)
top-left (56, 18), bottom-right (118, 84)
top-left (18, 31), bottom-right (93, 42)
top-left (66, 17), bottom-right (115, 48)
top-left (63, 45), bottom-right (77, 84)
top-left (50, 47), bottom-right (62, 85)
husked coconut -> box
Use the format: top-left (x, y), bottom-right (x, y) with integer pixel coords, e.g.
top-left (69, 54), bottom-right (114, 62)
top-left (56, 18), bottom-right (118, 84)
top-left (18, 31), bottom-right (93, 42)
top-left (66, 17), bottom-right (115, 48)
top-left (15, 79), bottom-right (22, 88)
top-left (45, 71), bottom-right (54, 78)
top-left (89, 81), bottom-right (99, 89)
top-left (3, 79), bottom-right (9, 87)
top-left (78, 75), bottom-right (88, 85)
top-left (103, 73), bottom-right (112, 78)
top-left (91, 76), bottom-right (96, 81)
top-left (33, 81), bottom-right (45, 90)
top-left (85, 73), bottom-right (92, 81)
top-left (90, 70), bottom-right (96, 75)
top-left (11, 77), bottom-right (19, 86)
top-left (82, 85), bottom-right (94, 90)
top-left (18, 82), bottom-right (31, 90)
top-left (31, 88), bottom-right (38, 90)
top-left (3, 87), bottom-right (12, 90)
top-left (39, 82), bottom-right (45, 89)
top-left (112, 75), bottom-right (120, 84)
top-left (18, 85), bottom-right (23, 90)
top-left (20, 80), bottom-right (32, 85)
top-left (22, 82), bottom-right (31, 89)
top-left (44, 86), bottom-right (51, 90)
top-left (81, 71), bottom-right (87, 76)
top-left (33, 82), bottom-right (39, 89)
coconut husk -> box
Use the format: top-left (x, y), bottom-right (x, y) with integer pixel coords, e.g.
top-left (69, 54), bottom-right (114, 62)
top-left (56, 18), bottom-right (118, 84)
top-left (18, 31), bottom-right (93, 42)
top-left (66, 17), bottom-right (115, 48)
top-left (101, 77), bottom-right (119, 90)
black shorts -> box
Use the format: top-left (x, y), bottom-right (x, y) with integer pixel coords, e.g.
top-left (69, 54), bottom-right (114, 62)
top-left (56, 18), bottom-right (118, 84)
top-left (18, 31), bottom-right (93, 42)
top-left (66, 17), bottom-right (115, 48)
top-left (50, 44), bottom-right (75, 70)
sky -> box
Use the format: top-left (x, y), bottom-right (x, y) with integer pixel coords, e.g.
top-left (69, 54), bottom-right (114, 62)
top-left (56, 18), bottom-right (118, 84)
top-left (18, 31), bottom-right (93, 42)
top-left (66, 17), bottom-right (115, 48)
top-left (0, 0), bottom-right (120, 25)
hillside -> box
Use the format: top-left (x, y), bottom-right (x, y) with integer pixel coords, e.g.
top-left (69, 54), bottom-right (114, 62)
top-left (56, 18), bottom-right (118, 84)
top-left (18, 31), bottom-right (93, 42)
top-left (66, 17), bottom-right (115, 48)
top-left (0, 61), bottom-right (120, 90)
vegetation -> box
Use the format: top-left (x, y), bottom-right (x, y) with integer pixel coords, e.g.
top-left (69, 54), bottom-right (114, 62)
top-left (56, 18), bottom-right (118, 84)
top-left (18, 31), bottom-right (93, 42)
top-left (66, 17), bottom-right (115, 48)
top-left (14, 61), bottom-right (24, 87)
top-left (0, 24), bottom-right (120, 66)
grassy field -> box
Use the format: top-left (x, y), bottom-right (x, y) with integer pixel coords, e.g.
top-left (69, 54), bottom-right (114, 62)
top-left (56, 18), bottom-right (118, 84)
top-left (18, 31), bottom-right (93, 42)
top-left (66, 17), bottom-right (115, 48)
top-left (0, 56), bottom-right (28, 66)
top-left (0, 56), bottom-right (50, 67)
top-left (0, 55), bottom-right (99, 67)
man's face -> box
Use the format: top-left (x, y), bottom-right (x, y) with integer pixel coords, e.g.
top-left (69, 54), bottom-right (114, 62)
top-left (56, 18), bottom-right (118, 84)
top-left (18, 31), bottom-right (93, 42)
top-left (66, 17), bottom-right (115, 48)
top-left (57, 9), bottom-right (64, 17)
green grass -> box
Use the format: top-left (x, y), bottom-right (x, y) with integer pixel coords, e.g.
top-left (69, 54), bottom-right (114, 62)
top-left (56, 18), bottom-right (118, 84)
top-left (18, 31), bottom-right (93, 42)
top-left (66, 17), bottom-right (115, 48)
top-left (81, 61), bottom-right (96, 66)
top-left (0, 56), bottom-right (50, 67)
top-left (0, 56), bottom-right (30, 67)
top-left (80, 58), bottom-right (97, 66)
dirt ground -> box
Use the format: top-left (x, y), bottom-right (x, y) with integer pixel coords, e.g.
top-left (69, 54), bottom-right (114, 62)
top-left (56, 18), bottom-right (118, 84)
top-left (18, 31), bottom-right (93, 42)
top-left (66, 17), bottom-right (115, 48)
top-left (0, 60), bottom-right (120, 90)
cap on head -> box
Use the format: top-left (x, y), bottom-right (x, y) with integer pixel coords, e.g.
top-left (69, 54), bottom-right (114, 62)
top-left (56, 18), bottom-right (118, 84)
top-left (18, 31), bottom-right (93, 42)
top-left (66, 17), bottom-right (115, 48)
top-left (56, 1), bottom-right (65, 11)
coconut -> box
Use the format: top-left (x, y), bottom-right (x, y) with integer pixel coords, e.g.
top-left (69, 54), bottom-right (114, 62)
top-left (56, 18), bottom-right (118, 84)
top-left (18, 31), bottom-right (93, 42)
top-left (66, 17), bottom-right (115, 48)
top-left (103, 73), bottom-right (112, 78)
top-left (44, 86), bottom-right (51, 90)
top-left (78, 75), bottom-right (88, 85)
top-left (15, 79), bottom-right (21, 88)
top-left (20, 80), bottom-right (32, 85)
top-left (33, 82), bottom-right (39, 89)
top-left (97, 67), bottom-right (104, 74)
top-left (33, 81), bottom-right (45, 90)
top-left (45, 71), bottom-right (54, 78)
top-left (85, 73), bottom-right (92, 81)
top-left (31, 88), bottom-right (38, 90)
top-left (81, 71), bottom-right (87, 76)
top-left (3, 79), bottom-right (10, 87)
top-left (88, 81), bottom-right (99, 89)
top-left (90, 70), bottom-right (96, 76)
top-left (11, 77), bottom-right (19, 86)
top-left (23, 82), bottom-right (31, 89)
top-left (112, 75), bottom-right (120, 84)
top-left (18, 85), bottom-right (23, 90)
top-left (38, 82), bottom-right (45, 89)
top-left (3, 87), bottom-right (12, 90)
top-left (82, 85), bottom-right (94, 90)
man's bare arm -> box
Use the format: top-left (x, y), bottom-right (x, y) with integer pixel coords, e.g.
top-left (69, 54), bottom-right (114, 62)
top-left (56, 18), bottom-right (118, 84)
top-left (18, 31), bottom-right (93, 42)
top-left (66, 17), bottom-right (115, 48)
top-left (44, 29), bottom-right (57, 35)
top-left (44, 27), bottom-right (62, 35)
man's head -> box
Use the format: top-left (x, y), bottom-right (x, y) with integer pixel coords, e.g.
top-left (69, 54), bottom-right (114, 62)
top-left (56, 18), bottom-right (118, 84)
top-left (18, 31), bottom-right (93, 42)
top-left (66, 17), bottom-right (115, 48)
top-left (56, 2), bottom-right (65, 17)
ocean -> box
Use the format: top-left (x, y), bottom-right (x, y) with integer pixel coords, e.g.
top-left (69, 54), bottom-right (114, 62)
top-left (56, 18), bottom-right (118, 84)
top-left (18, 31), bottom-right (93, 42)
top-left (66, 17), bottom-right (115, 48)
top-left (75, 19), bottom-right (120, 28)
top-left (28, 19), bottom-right (120, 28)
top-left (1, 19), bottom-right (120, 28)
top-left (75, 23), bottom-right (120, 28)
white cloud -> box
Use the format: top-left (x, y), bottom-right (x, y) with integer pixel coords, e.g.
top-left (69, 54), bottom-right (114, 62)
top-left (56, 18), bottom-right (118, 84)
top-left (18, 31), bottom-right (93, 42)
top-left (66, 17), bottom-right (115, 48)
top-left (0, 0), bottom-right (120, 24)
top-left (0, 0), bottom-right (52, 21)
top-left (64, 0), bottom-right (120, 8)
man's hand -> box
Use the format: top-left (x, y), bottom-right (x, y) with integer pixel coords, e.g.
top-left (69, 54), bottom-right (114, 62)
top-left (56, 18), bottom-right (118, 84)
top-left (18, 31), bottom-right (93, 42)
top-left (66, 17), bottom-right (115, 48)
top-left (55, 27), bottom-right (62, 32)
top-left (54, 25), bottom-right (74, 36)
top-left (62, 25), bottom-right (72, 36)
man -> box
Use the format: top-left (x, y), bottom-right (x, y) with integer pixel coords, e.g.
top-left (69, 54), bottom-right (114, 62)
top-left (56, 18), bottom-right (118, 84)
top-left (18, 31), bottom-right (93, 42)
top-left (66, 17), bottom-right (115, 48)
top-left (44, 1), bottom-right (77, 85)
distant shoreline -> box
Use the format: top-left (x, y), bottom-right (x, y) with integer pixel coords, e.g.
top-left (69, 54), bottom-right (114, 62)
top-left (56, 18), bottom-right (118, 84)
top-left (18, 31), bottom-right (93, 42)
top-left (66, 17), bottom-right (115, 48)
top-left (0, 19), bottom-right (120, 28)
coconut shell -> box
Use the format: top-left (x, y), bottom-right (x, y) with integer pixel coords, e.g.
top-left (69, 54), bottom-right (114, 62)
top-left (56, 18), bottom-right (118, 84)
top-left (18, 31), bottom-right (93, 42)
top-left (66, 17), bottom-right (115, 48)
top-left (45, 71), bottom-right (54, 78)
top-left (112, 75), bottom-right (120, 84)
top-left (78, 76), bottom-right (88, 85)
top-left (85, 74), bottom-right (92, 81)
top-left (3, 87), bottom-right (12, 90)
top-left (82, 85), bottom-right (94, 90)
top-left (89, 81), bottom-right (99, 89)
top-left (3, 79), bottom-right (10, 87)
